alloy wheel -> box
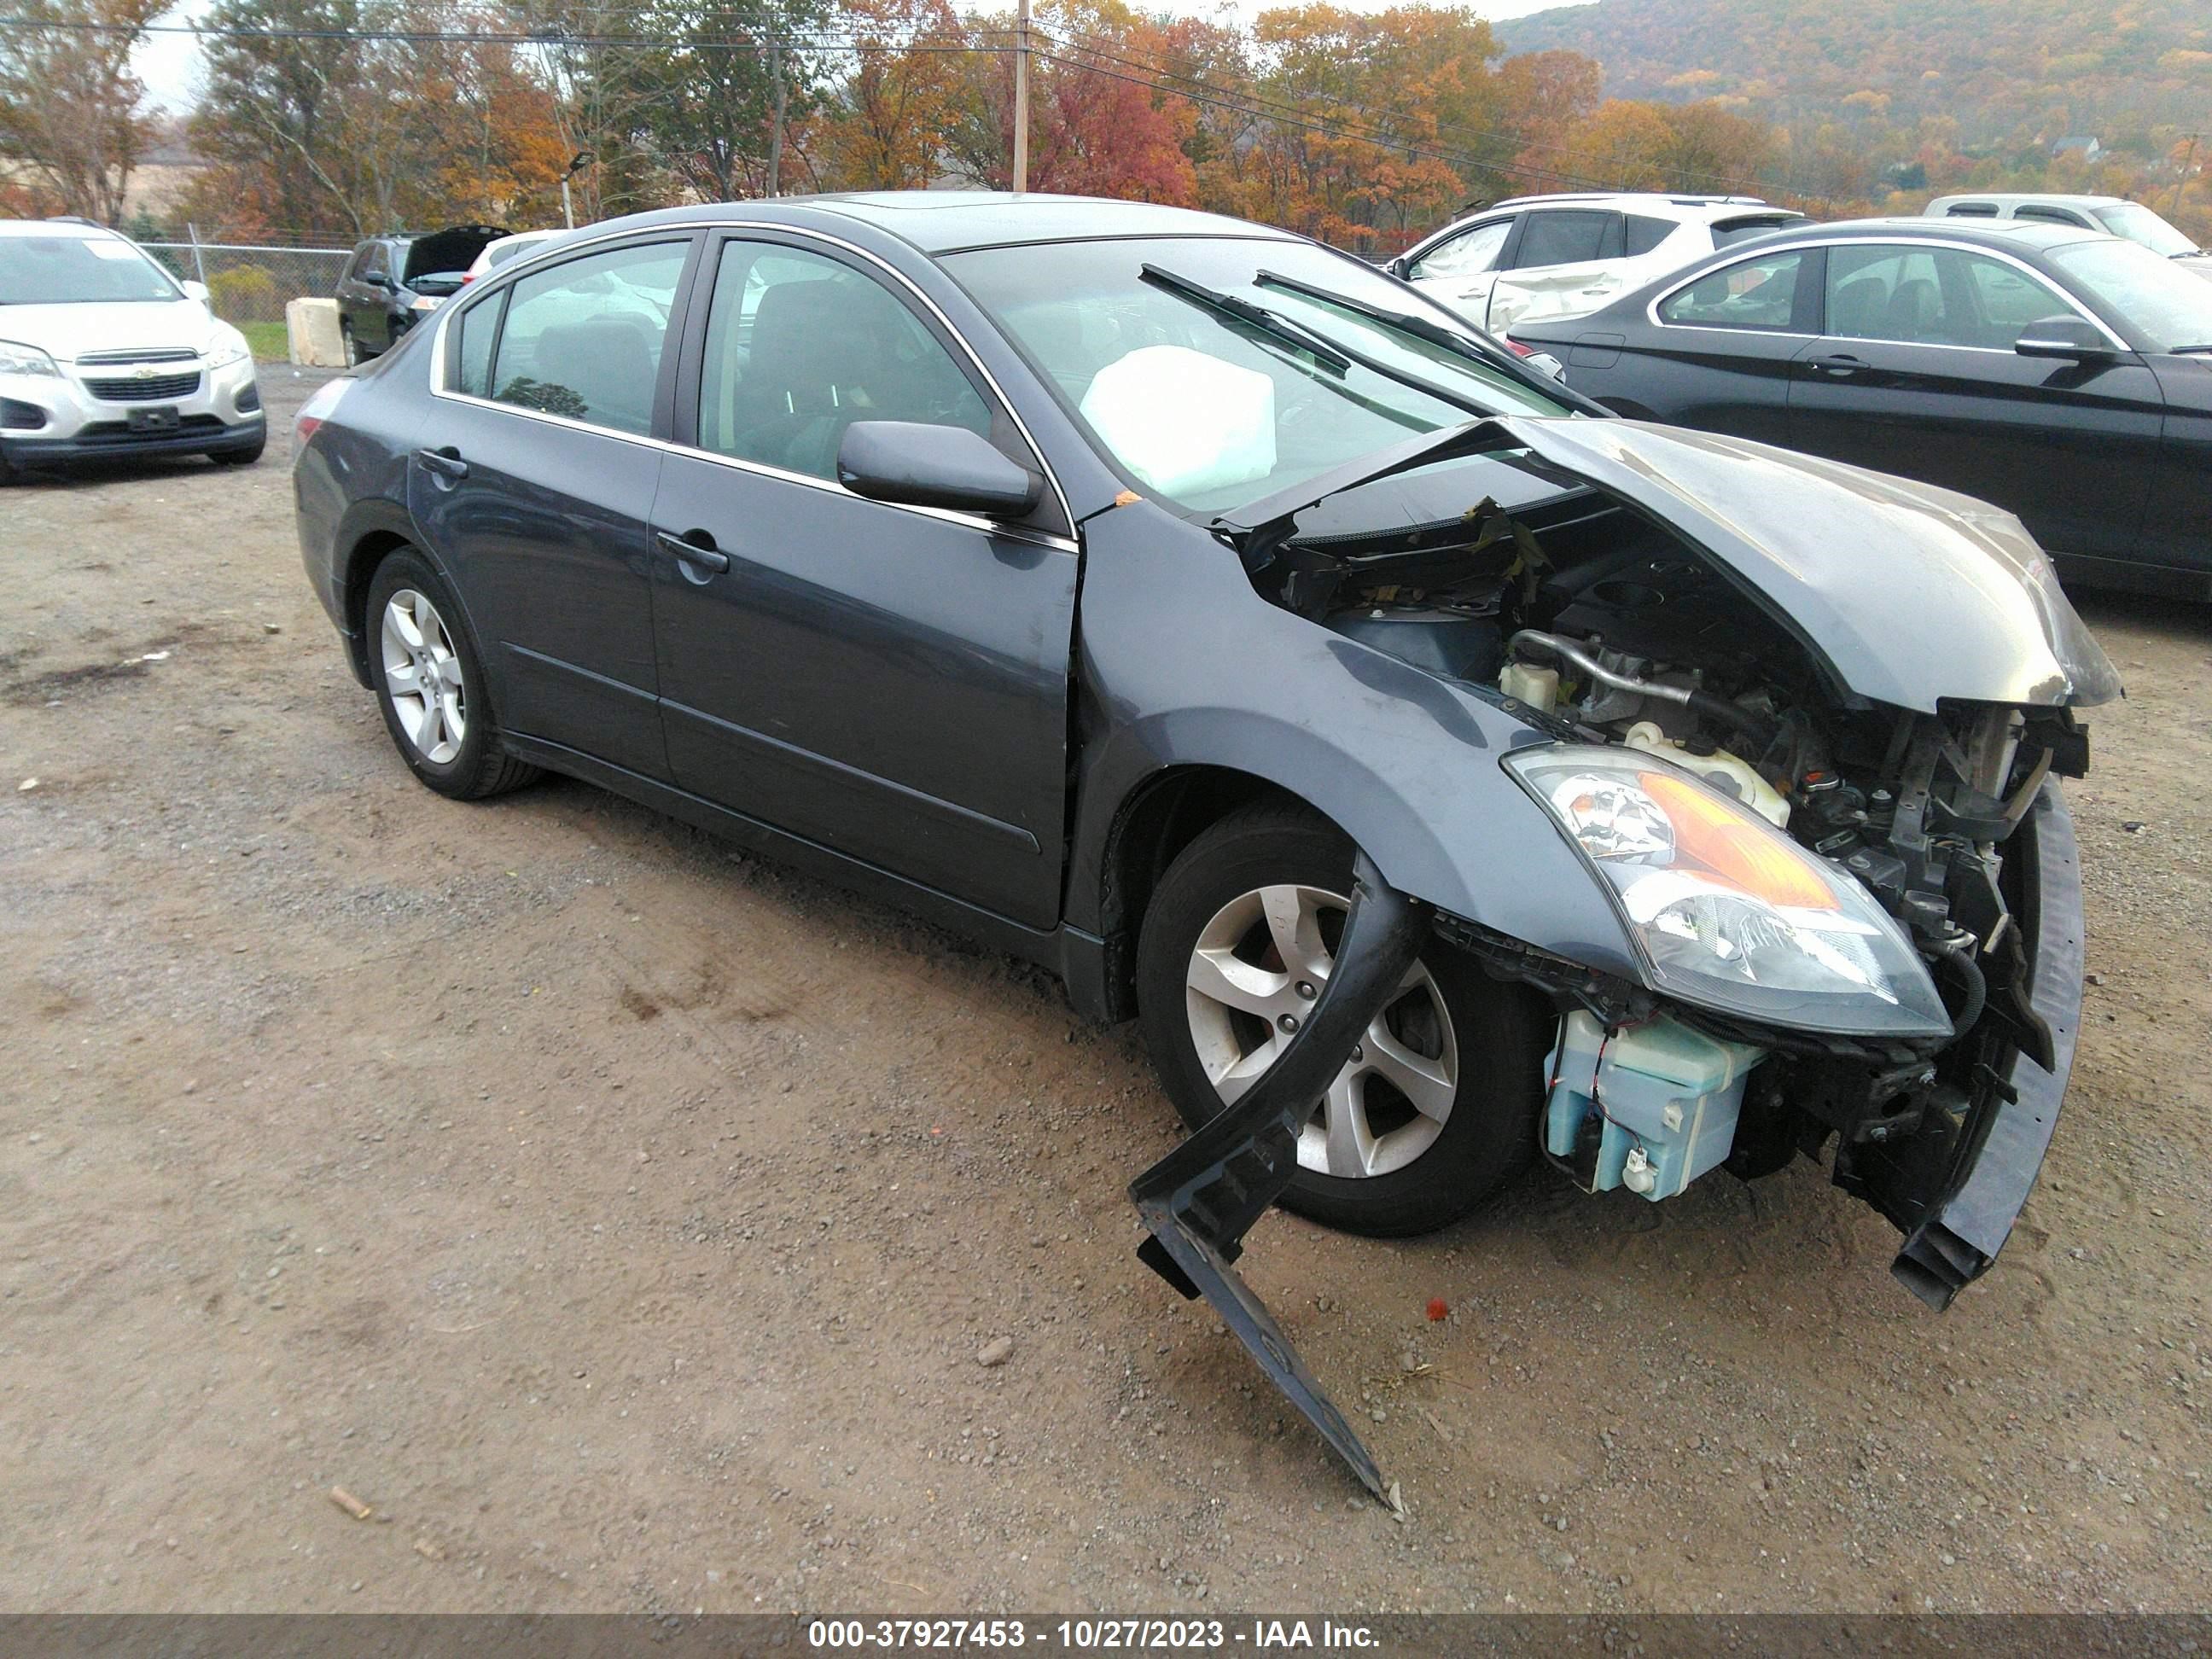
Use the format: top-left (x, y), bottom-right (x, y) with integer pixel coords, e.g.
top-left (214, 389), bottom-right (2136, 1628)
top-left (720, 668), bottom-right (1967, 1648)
top-left (379, 588), bottom-right (467, 765)
top-left (1184, 882), bottom-right (1459, 1178)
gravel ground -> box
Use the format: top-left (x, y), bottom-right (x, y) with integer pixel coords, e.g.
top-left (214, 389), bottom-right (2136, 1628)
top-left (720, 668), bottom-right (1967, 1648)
top-left (1, 368), bottom-right (2208, 1615)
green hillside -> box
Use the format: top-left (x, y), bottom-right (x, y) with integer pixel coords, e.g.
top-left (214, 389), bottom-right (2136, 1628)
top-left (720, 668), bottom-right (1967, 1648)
top-left (1500, 0), bottom-right (2212, 152)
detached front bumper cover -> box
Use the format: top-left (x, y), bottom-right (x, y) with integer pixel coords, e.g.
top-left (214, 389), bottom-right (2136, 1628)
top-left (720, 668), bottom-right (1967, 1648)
top-left (1127, 850), bottom-right (1428, 1501)
top-left (1892, 781), bottom-right (2083, 1307)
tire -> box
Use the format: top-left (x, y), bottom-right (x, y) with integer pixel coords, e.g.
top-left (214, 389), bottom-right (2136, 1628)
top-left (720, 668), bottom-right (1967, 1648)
top-left (341, 323), bottom-right (364, 368)
top-left (210, 434), bottom-right (265, 467)
top-left (1136, 799), bottom-right (1547, 1237)
top-left (364, 547), bottom-right (540, 800)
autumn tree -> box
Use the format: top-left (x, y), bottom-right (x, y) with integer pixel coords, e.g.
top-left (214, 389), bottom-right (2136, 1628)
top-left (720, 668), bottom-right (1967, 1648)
top-left (0, 0), bottom-right (165, 222)
top-left (817, 0), bottom-right (968, 190)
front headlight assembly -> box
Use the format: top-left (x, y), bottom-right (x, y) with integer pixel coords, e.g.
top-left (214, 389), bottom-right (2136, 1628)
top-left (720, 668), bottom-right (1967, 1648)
top-left (203, 330), bottom-right (252, 371)
top-left (0, 339), bottom-right (61, 377)
top-left (1506, 745), bottom-right (1952, 1038)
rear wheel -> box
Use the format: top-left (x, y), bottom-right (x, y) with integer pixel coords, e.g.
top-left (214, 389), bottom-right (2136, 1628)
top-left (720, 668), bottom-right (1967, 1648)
top-left (1136, 800), bottom-right (1548, 1236)
top-left (364, 548), bottom-right (539, 800)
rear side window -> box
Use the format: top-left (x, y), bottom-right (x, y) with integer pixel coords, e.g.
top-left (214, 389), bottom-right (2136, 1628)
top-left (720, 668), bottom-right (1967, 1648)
top-left (1511, 210), bottom-right (1619, 270)
top-left (1943, 202), bottom-right (2000, 218)
top-left (1658, 249), bottom-right (1806, 330)
top-left (452, 290), bottom-right (505, 397)
top-left (488, 241), bottom-right (688, 436)
top-left (1623, 215), bottom-right (1676, 257)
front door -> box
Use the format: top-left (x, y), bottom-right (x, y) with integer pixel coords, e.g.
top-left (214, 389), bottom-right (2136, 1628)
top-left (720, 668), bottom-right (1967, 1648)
top-left (404, 234), bottom-right (697, 774)
top-left (1786, 241), bottom-right (2163, 562)
top-left (646, 233), bottom-right (1080, 929)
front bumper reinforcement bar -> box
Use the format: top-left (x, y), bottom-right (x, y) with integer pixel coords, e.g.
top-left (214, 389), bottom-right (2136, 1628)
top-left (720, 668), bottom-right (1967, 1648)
top-left (1127, 851), bottom-right (1429, 1501)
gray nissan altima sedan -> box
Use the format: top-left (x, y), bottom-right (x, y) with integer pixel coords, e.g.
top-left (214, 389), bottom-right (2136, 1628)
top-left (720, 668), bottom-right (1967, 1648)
top-left (294, 191), bottom-right (2116, 1380)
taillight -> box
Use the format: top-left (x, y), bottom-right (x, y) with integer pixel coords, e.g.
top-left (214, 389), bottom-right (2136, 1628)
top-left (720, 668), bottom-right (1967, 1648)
top-left (294, 375), bottom-right (351, 448)
top-left (1505, 339), bottom-right (1536, 358)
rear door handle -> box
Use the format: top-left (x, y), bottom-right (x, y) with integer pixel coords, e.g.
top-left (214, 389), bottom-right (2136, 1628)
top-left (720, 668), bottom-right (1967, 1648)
top-left (655, 529), bottom-right (731, 574)
top-left (416, 445), bottom-right (469, 479)
top-left (1805, 353), bottom-right (1866, 378)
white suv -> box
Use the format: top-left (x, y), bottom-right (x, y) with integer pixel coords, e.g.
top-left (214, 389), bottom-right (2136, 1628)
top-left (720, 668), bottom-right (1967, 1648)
top-left (0, 218), bottom-right (265, 480)
top-left (1388, 194), bottom-right (1807, 333)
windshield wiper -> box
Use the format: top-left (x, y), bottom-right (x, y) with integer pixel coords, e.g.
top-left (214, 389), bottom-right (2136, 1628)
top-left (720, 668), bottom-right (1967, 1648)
top-left (1139, 264), bottom-right (1352, 375)
top-left (1255, 269), bottom-right (1498, 364)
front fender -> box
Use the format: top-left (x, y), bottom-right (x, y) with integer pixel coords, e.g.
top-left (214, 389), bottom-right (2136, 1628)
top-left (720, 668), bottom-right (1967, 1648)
top-left (1068, 500), bottom-right (1639, 981)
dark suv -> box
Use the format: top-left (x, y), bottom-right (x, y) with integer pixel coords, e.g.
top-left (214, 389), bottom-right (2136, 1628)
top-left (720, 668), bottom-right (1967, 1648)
top-left (334, 225), bottom-right (507, 364)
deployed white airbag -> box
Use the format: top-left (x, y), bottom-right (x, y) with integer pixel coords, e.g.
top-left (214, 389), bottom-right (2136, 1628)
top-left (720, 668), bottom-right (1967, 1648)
top-left (1079, 345), bottom-right (1276, 499)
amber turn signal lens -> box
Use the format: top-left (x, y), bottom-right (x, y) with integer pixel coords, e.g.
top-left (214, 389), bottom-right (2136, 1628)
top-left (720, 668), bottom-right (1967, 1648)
top-left (1637, 769), bottom-right (1836, 912)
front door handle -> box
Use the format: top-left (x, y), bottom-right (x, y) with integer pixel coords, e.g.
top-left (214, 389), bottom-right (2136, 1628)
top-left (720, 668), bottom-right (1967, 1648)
top-left (655, 529), bottom-right (731, 574)
top-left (1804, 353), bottom-right (1866, 378)
top-left (416, 445), bottom-right (469, 479)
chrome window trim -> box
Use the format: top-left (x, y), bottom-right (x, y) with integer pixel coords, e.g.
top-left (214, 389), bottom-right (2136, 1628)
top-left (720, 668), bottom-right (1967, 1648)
top-left (427, 218), bottom-right (1077, 545)
top-left (1645, 235), bottom-right (2128, 352)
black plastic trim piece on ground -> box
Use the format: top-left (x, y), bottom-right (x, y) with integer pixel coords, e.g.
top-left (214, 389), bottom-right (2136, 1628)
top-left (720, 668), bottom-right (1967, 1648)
top-left (1128, 850), bottom-right (1429, 1500)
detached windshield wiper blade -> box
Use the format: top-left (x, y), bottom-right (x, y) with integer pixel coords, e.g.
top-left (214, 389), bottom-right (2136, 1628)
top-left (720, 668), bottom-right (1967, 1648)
top-left (1139, 264), bottom-right (1352, 375)
top-left (1255, 269), bottom-right (1497, 364)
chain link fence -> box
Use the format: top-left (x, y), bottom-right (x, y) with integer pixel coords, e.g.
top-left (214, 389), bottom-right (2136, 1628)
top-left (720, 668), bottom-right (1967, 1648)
top-left (143, 243), bottom-right (354, 328)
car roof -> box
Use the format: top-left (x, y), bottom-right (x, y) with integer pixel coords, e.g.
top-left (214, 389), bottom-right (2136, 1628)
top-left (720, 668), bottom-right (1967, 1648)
top-left (1925, 193), bottom-right (2130, 212)
top-left (1727, 215), bottom-right (2106, 254)
top-left (600, 191), bottom-right (1301, 255)
top-left (0, 218), bottom-right (128, 239)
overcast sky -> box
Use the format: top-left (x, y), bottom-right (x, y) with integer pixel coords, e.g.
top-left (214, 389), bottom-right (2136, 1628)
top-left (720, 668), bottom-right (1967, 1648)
top-left (133, 0), bottom-right (1592, 120)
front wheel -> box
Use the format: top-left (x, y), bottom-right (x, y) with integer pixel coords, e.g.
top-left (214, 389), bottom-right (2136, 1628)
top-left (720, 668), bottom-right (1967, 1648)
top-left (1135, 800), bottom-right (1548, 1237)
top-left (341, 323), bottom-right (364, 367)
top-left (364, 548), bottom-right (539, 800)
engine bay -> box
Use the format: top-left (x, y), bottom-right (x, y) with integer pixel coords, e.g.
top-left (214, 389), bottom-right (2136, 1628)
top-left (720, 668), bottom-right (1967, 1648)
top-left (1237, 449), bottom-right (2091, 1295)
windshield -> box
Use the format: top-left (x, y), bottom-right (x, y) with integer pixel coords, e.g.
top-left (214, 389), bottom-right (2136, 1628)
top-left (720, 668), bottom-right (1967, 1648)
top-left (2090, 202), bottom-right (2200, 258)
top-left (0, 234), bottom-right (182, 306)
top-left (2050, 236), bottom-right (2212, 352)
top-left (945, 236), bottom-right (1570, 512)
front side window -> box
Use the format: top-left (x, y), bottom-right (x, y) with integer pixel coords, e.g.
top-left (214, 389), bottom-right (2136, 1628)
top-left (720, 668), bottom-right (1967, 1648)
top-left (1510, 210), bottom-right (1617, 271)
top-left (1659, 250), bottom-right (1806, 331)
top-left (487, 241), bottom-right (687, 435)
top-left (1408, 219), bottom-right (1510, 282)
top-left (947, 236), bottom-right (1570, 513)
top-left (2015, 205), bottom-right (2091, 228)
top-left (1824, 244), bottom-right (1963, 345)
top-left (1961, 253), bottom-right (2081, 341)
top-left (2090, 201), bottom-right (2199, 258)
top-left (0, 235), bottom-right (182, 305)
top-left (696, 240), bottom-right (993, 480)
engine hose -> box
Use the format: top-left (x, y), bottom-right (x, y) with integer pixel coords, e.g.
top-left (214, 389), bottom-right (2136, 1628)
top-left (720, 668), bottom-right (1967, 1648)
top-left (1929, 941), bottom-right (1988, 1039)
top-left (1507, 630), bottom-right (1773, 747)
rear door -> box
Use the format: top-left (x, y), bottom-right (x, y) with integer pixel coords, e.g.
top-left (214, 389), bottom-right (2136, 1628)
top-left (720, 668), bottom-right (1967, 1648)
top-left (1487, 208), bottom-right (1623, 331)
top-left (1786, 241), bottom-right (2163, 562)
top-left (646, 230), bottom-right (1079, 928)
top-left (405, 232), bottom-right (700, 775)
top-left (337, 243), bottom-right (390, 351)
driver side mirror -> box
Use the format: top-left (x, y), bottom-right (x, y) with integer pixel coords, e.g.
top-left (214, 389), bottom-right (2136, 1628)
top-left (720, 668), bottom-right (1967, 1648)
top-left (2015, 315), bottom-right (2115, 361)
top-left (836, 421), bottom-right (1042, 520)
top-left (1384, 255), bottom-right (1410, 279)
top-left (180, 279), bottom-right (211, 306)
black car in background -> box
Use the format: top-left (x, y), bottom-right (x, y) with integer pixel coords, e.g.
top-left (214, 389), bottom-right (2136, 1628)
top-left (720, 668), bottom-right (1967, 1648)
top-left (335, 224), bottom-right (508, 364)
top-left (1510, 218), bottom-right (2212, 596)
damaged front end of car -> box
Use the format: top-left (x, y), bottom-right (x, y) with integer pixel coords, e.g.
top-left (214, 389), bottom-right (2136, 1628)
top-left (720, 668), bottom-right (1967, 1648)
top-left (1127, 414), bottom-right (2116, 1497)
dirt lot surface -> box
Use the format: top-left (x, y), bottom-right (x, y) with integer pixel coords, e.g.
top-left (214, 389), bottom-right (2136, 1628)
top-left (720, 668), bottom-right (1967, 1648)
top-left (3, 367), bottom-right (2209, 1616)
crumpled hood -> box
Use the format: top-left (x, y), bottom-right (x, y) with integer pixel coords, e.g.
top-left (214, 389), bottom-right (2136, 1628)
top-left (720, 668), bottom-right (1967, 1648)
top-left (1490, 416), bottom-right (2122, 713)
top-left (0, 299), bottom-right (228, 364)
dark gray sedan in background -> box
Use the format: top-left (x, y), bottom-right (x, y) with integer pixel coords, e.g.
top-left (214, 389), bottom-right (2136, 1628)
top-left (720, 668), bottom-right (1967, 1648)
top-left (1510, 217), bottom-right (2212, 597)
top-left (294, 192), bottom-right (2114, 1372)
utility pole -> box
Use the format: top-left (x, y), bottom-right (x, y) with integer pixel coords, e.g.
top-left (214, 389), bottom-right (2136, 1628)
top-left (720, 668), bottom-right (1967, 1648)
top-left (766, 36), bottom-right (789, 198)
top-left (2176, 132), bottom-right (2202, 217)
top-left (1011, 0), bottom-right (1030, 194)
